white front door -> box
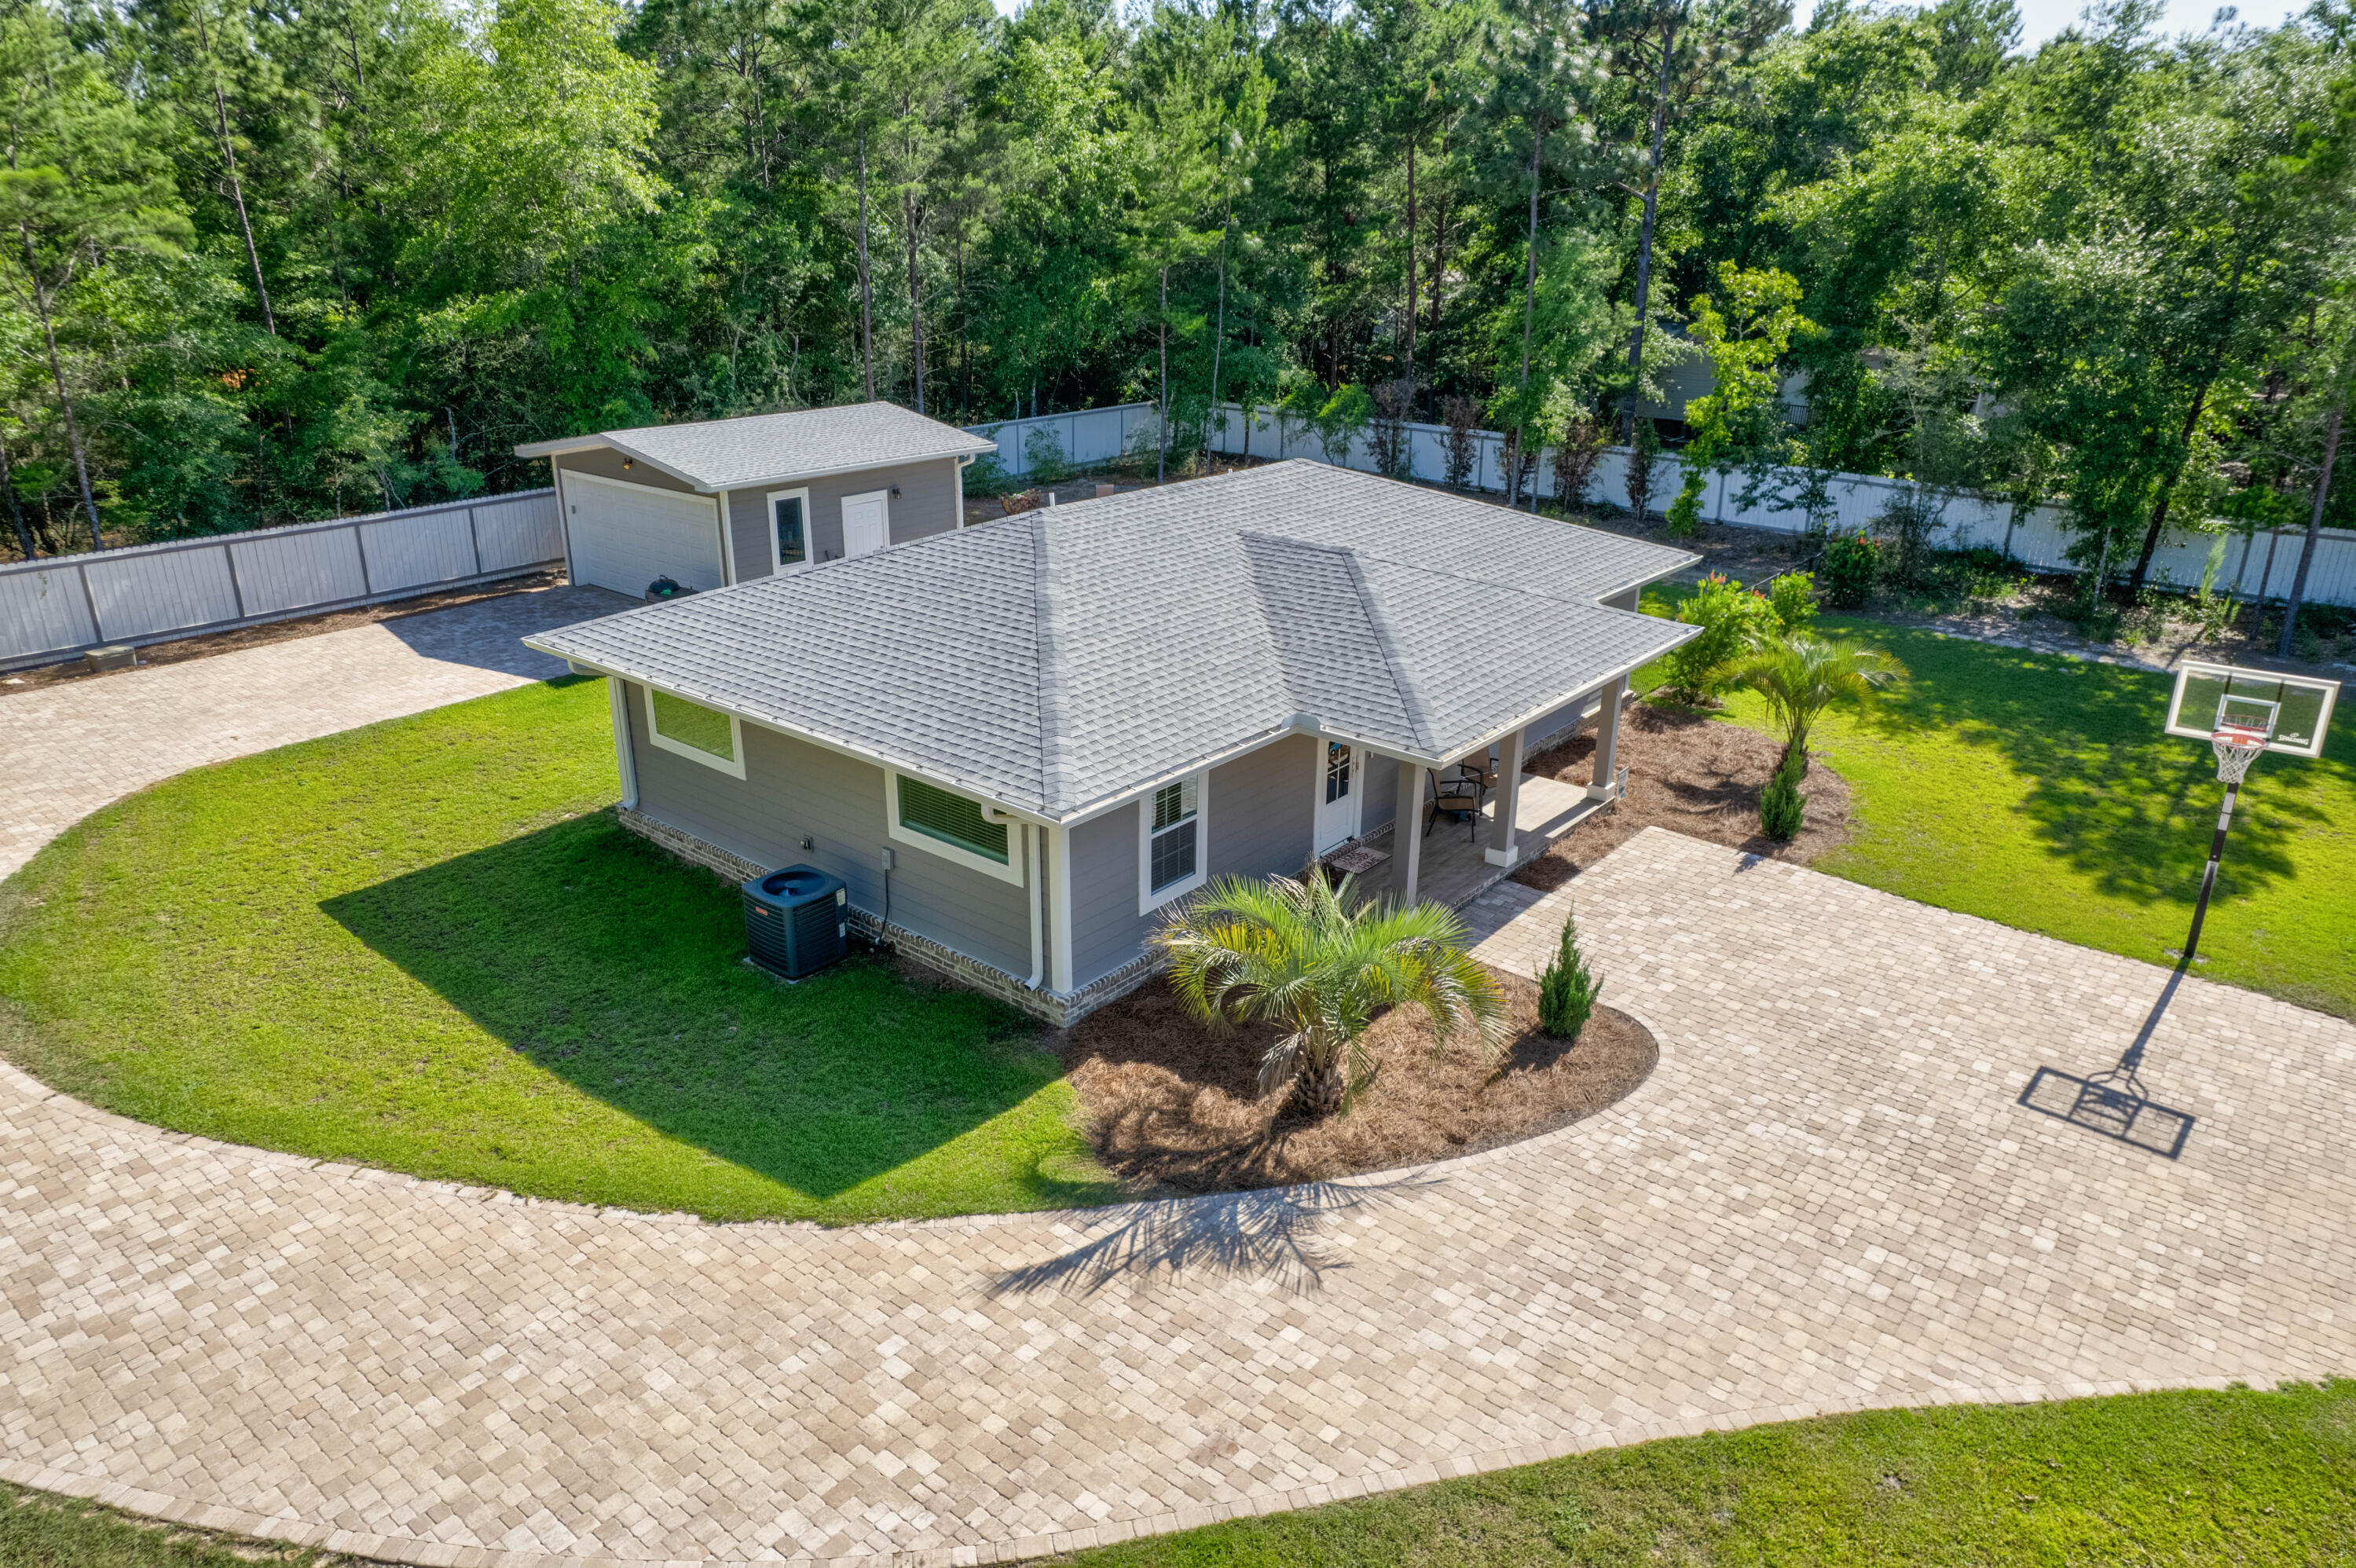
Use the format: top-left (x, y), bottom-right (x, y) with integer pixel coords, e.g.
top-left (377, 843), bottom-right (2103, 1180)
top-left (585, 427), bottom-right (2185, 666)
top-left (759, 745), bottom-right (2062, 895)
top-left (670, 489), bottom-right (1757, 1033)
top-left (841, 489), bottom-right (891, 558)
top-left (1314, 741), bottom-right (1360, 853)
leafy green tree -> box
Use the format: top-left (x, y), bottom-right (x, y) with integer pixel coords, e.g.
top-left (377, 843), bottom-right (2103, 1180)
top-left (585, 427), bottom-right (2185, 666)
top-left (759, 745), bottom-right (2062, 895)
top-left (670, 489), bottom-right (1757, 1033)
top-left (0, 3), bottom-right (190, 547)
top-left (1154, 866), bottom-right (1504, 1116)
top-left (1664, 261), bottom-right (1808, 536)
top-left (1587, 0), bottom-right (1788, 442)
top-left (1478, 0), bottom-right (1598, 505)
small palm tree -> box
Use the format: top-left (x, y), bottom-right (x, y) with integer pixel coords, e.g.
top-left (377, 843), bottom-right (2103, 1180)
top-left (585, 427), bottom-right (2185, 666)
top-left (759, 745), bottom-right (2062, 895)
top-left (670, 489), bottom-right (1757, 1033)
top-left (1737, 632), bottom-right (1906, 775)
top-left (1153, 867), bottom-right (1506, 1116)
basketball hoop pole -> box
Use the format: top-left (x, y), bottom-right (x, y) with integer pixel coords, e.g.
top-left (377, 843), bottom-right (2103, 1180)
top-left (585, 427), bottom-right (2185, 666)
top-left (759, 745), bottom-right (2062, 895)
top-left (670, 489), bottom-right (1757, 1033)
top-left (2179, 780), bottom-right (2241, 965)
top-left (2182, 735), bottom-right (2263, 965)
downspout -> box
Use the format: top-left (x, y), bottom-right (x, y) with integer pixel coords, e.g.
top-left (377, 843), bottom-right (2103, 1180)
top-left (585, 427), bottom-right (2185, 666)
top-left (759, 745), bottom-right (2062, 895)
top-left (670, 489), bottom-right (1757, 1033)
top-left (955, 453), bottom-right (973, 528)
top-left (1050, 824), bottom-right (1075, 995)
top-left (608, 678), bottom-right (639, 810)
top-left (1024, 823), bottom-right (1045, 990)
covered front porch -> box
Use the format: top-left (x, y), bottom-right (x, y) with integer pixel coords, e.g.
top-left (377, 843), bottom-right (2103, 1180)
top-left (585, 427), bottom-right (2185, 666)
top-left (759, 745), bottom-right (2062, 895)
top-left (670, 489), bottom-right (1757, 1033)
top-left (1325, 673), bottom-right (1632, 912)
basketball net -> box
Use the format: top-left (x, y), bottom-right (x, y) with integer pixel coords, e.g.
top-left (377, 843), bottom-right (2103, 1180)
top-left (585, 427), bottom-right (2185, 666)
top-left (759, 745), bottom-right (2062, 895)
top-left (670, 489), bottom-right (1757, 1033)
top-left (2211, 727), bottom-right (2268, 785)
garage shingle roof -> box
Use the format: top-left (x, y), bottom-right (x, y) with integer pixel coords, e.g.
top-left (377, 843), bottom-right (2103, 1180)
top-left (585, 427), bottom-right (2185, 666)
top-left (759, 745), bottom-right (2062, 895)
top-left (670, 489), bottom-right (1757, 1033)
top-left (528, 461), bottom-right (1699, 819)
top-left (515, 401), bottom-right (996, 491)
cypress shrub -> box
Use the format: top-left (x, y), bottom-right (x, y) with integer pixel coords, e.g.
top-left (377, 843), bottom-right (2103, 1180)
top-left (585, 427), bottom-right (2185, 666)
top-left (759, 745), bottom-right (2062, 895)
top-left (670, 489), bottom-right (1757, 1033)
top-left (1760, 754), bottom-right (1807, 840)
top-left (1537, 912), bottom-right (1602, 1042)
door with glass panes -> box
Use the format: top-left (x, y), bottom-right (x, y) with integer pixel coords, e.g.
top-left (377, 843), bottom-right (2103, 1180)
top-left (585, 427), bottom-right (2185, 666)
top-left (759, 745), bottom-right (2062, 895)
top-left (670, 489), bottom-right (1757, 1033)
top-left (1314, 741), bottom-right (1360, 853)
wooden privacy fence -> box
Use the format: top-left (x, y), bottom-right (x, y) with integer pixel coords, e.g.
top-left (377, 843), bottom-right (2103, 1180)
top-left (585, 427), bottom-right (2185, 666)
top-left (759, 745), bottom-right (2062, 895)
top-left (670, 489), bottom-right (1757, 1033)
top-left (1204, 403), bottom-right (2356, 611)
top-left (0, 489), bottom-right (562, 670)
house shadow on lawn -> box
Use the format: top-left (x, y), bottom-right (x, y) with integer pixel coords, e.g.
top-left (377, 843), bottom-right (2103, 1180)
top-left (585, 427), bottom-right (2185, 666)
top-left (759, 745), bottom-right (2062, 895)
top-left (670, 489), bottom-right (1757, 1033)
top-left (322, 811), bottom-right (1101, 1206)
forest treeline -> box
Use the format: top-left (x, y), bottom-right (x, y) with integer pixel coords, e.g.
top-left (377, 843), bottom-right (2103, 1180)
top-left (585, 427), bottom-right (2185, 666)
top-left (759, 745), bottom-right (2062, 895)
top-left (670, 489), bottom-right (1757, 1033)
top-left (1, 0), bottom-right (2351, 591)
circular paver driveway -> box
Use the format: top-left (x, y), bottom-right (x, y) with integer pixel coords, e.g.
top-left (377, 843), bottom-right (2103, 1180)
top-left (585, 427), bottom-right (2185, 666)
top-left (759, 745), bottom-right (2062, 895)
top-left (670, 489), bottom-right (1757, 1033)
top-left (2, 827), bottom-right (2351, 1567)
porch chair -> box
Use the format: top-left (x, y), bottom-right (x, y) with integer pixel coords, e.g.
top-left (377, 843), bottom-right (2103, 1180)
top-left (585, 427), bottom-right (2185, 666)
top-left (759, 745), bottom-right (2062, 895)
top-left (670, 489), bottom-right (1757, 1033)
top-left (1423, 768), bottom-right (1483, 842)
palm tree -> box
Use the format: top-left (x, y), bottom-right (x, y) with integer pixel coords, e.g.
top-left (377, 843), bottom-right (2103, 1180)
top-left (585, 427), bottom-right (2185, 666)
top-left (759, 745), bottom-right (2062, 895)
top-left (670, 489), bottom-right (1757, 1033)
top-left (1738, 633), bottom-right (1906, 775)
top-left (1153, 867), bottom-right (1506, 1116)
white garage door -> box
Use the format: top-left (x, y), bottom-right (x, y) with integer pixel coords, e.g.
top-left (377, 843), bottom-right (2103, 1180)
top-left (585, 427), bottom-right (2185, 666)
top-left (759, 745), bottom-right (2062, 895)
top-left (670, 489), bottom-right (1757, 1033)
top-left (564, 471), bottom-right (725, 597)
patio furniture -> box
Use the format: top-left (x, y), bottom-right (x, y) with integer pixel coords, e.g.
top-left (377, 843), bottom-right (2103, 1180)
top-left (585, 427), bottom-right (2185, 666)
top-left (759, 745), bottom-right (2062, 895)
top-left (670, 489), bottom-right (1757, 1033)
top-left (1424, 768), bottom-right (1483, 842)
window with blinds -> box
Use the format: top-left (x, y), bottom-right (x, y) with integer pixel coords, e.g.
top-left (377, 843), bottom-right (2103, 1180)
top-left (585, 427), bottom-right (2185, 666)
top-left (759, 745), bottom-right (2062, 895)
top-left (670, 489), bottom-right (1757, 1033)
top-left (897, 775), bottom-right (1009, 864)
top-left (1148, 777), bottom-right (1199, 892)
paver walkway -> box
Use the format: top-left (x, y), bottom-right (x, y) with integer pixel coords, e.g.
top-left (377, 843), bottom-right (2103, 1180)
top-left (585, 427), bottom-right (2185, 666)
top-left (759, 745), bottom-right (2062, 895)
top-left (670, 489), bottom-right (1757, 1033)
top-left (3, 828), bottom-right (2350, 1567)
top-left (0, 584), bottom-right (629, 879)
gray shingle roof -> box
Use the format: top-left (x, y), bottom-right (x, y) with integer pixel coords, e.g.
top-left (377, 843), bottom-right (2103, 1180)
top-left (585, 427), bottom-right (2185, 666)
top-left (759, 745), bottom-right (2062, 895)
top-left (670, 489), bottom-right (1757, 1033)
top-left (515, 401), bottom-right (996, 491)
top-left (528, 460), bottom-right (1699, 819)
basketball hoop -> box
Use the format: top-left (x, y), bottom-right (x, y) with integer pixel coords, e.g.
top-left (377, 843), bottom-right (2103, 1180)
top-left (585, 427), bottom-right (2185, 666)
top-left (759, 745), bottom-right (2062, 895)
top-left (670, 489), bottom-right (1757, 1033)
top-left (2211, 725), bottom-right (2269, 785)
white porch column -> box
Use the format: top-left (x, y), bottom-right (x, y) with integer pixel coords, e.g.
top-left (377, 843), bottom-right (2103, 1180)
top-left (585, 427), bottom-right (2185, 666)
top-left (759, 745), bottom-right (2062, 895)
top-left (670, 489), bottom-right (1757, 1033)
top-left (1483, 728), bottom-right (1525, 866)
top-left (1392, 757), bottom-right (1426, 906)
top-left (1588, 674), bottom-right (1629, 800)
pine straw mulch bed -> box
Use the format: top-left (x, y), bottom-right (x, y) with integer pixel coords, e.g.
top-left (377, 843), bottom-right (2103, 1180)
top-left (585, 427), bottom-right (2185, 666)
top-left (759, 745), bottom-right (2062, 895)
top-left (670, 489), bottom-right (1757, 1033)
top-left (1511, 698), bottom-right (1853, 892)
top-left (1059, 969), bottom-right (1655, 1196)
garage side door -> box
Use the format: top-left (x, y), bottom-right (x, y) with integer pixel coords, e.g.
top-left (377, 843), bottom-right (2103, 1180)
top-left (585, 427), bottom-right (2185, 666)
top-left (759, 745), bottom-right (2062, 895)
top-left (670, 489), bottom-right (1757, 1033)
top-left (565, 472), bottom-right (726, 596)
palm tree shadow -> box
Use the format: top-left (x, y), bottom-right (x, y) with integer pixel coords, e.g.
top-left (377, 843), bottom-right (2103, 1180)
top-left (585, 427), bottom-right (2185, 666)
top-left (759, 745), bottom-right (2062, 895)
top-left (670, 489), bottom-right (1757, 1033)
top-left (986, 1175), bottom-right (1431, 1299)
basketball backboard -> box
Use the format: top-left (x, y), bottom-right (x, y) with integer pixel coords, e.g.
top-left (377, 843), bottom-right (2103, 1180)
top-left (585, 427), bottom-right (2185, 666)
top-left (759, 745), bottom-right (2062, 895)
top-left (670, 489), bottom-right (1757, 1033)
top-left (2164, 661), bottom-right (2339, 758)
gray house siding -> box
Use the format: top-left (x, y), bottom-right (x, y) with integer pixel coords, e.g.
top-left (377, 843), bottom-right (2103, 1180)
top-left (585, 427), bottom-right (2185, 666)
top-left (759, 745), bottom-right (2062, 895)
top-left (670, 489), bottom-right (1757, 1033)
top-left (621, 682), bottom-right (1033, 976)
top-left (1064, 733), bottom-right (1317, 989)
top-left (555, 448), bottom-right (698, 495)
top-left (1361, 750), bottom-right (1398, 834)
top-left (723, 456), bottom-right (962, 581)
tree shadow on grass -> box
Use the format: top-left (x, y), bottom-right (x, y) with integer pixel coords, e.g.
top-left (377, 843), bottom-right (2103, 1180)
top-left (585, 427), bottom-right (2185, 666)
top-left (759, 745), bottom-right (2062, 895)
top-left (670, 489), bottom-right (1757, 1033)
top-left (1832, 627), bottom-right (2346, 910)
top-left (323, 811), bottom-right (1106, 1206)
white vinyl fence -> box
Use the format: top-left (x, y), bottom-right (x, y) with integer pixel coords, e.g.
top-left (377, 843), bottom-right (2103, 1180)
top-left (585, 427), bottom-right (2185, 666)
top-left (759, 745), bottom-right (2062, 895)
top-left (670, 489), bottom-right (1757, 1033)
top-left (963, 402), bottom-right (1163, 480)
top-left (1204, 403), bottom-right (2356, 610)
top-left (0, 489), bottom-right (563, 669)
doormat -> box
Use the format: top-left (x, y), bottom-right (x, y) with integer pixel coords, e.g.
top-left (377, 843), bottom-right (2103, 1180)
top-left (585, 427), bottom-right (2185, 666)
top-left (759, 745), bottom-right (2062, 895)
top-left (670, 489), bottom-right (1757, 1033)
top-left (1325, 842), bottom-right (1391, 875)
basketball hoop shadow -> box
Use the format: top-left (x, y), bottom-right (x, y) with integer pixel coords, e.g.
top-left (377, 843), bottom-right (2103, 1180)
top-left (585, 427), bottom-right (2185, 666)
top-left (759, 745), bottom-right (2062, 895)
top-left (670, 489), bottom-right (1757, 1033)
top-left (2017, 968), bottom-right (2197, 1160)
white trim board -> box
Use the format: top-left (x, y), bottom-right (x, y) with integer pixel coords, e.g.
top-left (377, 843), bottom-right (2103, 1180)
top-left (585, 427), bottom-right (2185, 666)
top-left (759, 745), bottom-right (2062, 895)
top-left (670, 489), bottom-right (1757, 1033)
top-left (642, 686), bottom-right (747, 779)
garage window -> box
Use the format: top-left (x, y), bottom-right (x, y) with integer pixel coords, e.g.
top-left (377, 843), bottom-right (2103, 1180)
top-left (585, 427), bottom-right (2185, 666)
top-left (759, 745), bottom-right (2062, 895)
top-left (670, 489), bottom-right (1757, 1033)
top-left (644, 688), bottom-right (746, 779)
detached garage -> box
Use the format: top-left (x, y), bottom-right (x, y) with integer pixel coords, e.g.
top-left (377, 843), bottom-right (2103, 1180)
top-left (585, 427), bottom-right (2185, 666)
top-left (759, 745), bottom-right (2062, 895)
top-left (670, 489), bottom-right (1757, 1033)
top-left (563, 471), bottom-right (726, 596)
top-left (516, 402), bottom-right (998, 600)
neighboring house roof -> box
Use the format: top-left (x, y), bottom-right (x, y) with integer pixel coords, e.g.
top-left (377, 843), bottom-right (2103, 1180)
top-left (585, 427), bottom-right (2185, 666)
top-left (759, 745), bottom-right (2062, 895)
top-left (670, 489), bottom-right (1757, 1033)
top-left (513, 401), bottom-right (998, 492)
top-left (527, 460), bottom-right (1701, 822)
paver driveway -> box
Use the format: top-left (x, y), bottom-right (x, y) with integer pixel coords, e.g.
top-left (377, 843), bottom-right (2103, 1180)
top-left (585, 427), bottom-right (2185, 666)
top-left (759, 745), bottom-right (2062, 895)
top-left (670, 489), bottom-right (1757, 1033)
top-left (0, 584), bottom-right (629, 879)
top-left (2, 827), bottom-right (2350, 1567)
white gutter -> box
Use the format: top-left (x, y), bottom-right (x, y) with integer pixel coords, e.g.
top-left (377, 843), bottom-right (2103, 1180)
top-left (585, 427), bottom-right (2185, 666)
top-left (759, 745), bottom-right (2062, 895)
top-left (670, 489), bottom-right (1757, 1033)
top-left (536, 649), bottom-right (1065, 829)
top-left (515, 437), bottom-right (997, 496)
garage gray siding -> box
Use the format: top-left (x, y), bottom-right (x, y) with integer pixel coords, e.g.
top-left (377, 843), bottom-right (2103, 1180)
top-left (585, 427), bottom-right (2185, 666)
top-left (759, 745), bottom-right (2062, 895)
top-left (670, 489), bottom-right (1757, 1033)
top-left (724, 457), bottom-right (962, 581)
top-left (557, 448), bottom-right (698, 495)
top-left (621, 683), bottom-right (1033, 976)
top-left (1064, 733), bottom-right (1317, 989)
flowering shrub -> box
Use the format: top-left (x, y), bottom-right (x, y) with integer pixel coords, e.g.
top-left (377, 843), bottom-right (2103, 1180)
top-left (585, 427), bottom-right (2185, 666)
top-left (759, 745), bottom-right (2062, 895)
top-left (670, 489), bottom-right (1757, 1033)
top-left (1661, 573), bottom-right (1772, 702)
top-left (1821, 533), bottom-right (1880, 608)
top-left (1767, 570), bottom-right (1818, 633)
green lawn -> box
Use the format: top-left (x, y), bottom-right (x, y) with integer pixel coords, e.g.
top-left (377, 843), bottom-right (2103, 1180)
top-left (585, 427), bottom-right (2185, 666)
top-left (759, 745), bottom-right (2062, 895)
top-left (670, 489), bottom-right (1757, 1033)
top-left (0, 676), bottom-right (1116, 1222)
top-left (2, 1386), bottom-right (2346, 1567)
top-left (1636, 595), bottom-right (2356, 1019)
top-left (1059, 1383), bottom-right (2356, 1566)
